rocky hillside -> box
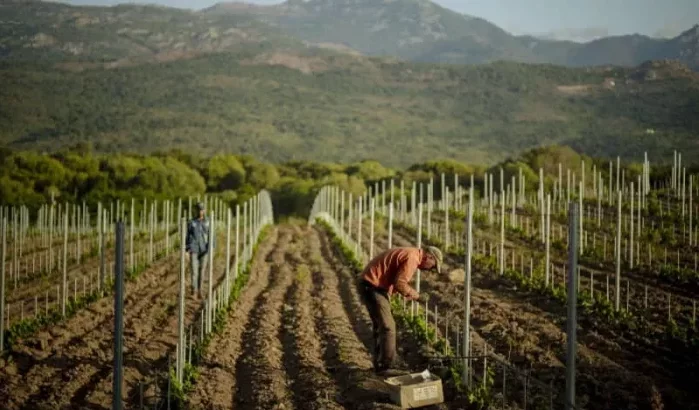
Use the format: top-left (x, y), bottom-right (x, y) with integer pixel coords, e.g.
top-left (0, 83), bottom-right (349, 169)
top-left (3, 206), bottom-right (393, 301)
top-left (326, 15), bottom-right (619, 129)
top-left (2, 45), bottom-right (698, 166)
top-left (660, 24), bottom-right (699, 70)
top-left (0, 0), bottom-right (302, 66)
top-left (206, 0), bottom-right (699, 70)
top-left (3, 0), bottom-right (696, 70)
top-left (0, 0), bottom-right (697, 166)
top-left (205, 0), bottom-right (545, 63)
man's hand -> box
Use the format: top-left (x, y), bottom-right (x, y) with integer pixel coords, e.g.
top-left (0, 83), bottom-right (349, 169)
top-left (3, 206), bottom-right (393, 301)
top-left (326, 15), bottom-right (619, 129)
top-left (406, 292), bottom-right (420, 301)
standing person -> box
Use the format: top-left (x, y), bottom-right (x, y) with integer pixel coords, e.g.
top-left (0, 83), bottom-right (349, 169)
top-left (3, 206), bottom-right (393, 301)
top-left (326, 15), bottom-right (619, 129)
top-left (186, 202), bottom-right (210, 298)
top-left (360, 245), bottom-right (443, 376)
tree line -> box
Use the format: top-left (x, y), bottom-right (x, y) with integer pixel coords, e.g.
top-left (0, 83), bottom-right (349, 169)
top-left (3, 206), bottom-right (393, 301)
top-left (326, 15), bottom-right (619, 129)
top-left (0, 143), bottom-right (678, 218)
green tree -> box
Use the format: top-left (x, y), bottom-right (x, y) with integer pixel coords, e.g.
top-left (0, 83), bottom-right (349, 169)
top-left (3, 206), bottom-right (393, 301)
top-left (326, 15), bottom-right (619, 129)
top-left (4, 152), bottom-right (69, 203)
top-left (246, 162), bottom-right (280, 190)
top-left (346, 160), bottom-right (395, 182)
top-left (486, 161), bottom-right (539, 192)
top-left (206, 155), bottom-right (246, 191)
top-left (270, 177), bottom-right (317, 218)
top-left (401, 169), bottom-right (434, 185)
top-left (408, 159), bottom-right (483, 178)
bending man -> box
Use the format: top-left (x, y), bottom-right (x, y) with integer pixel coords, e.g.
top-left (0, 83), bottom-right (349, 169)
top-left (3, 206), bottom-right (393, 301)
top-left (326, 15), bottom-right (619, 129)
top-left (360, 245), bottom-right (443, 376)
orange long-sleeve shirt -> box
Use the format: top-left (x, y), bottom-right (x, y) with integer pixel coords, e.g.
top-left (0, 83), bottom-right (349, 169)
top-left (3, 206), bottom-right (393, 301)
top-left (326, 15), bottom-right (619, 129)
top-left (361, 247), bottom-right (422, 299)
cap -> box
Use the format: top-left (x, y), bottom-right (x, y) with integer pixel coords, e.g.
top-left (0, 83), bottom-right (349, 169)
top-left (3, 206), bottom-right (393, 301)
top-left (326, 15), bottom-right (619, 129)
top-left (195, 202), bottom-right (206, 211)
top-left (423, 245), bottom-right (443, 274)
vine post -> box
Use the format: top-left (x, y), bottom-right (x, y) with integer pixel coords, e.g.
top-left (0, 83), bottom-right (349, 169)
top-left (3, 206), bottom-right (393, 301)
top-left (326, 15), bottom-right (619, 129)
top-left (566, 202), bottom-right (579, 410)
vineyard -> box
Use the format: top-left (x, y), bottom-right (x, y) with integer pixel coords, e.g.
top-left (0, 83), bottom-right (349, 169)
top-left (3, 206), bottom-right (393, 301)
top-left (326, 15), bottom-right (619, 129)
top-left (1, 152), bottom-right (698, 410)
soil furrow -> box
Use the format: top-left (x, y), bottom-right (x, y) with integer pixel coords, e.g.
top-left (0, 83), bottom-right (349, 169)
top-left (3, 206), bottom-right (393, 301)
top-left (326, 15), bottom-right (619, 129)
top-left (232, 226), bottom-right (297, 410)
top-left (187, 226), bottom-right (282, 409)
top-left (279, 242), bottom-right (344, 410)
top-left (307, 226), bottom-right (403, 409)
top-left (432, 211), bottom-right (697, 327)
top-left (9, 252), bottom-right (184, 410)
top-left (0, 251), bottom-right (176, 409)
top-left (371, 225), bottom-right (632, 386)
top-left (191, 223), bottom-right (449, 409)
top-left (387, 226), bottom-right (695, 409)
top-left (6, 233), bottom-right (174, 323)
top-left (0, 231), bottom-right (230, 409)
top-left (84, 234), bottom-right (233, 409)
top-left (314, 227), bottom-right (375, 353)
top-left (472, 221), bottom-right (696, 324)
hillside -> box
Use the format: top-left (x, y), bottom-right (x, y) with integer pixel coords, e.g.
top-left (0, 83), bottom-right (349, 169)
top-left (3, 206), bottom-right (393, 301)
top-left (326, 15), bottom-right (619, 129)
top-left (6, 0), bottom-right (696, 69)
top-left (204, 0), bottom-right (545, 64)
top-left (205, 0), bottom-right (699, 70)
top-left (1, 1), bottom-right (698, 166)
top-left (2, 43), bottom-right (698, 166)
top-left (0, 0), bottom-right (302, 66)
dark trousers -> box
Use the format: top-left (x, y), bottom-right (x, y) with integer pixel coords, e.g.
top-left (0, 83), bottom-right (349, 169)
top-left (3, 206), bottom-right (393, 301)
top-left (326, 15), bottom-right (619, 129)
top-left (190, 251), bottom-right (208, 292)
top-left (360, 280), bottom-right (396, 371)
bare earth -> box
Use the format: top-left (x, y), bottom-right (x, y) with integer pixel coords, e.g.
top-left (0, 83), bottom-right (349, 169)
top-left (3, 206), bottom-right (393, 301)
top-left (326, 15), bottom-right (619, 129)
top-left (188, 224), bottom-right (448, 410)
top-left (0, 233), bottom-right (228, 409)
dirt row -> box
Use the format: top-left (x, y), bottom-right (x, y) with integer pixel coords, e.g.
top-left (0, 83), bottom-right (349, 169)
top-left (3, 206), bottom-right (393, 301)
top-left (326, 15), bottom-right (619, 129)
top-left (4, 229), bottom-right (170, 286)
top-left (11, 213), bottom-right (684, 409)
top-left (357, 218), bottom-right (697, 410)
top-left (2, 232), bottom-right (178, 329)
top-left (475, 225), bottom-right (696, 329)
top-left (416, 213), bottom-right (697, 330)
top-left (4, 232), bottom-right (100, 267)
top-left (228, 226), bottom-right (297, 410)
top-left (473, 214), bottom-right (699, 301)
top-left (0, 231), bottom-right (234, 409)
top-left (450, 209), bottom-right (699, 302)
top-left (188, 223), bottom-right (449, 410)
top-left (425, 217), bottom-right (693, 324)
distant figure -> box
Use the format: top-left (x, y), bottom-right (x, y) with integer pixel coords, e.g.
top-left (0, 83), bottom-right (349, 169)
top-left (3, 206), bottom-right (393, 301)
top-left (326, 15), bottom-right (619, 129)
top-left (359, 245), bottom-right (443, 376)
top-left (186, 202), bottom-right (210, 298)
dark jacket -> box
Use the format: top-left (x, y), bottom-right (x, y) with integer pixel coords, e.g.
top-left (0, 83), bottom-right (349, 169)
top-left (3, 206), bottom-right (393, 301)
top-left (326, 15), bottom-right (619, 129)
top-left (186, 217), bottom-right (211, 254)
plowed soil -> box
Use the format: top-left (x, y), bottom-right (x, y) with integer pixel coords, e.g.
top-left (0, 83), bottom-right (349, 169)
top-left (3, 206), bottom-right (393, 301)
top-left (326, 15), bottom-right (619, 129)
top-left (11, 216), bottom-right (680, 410)
top-left (3, 232), bottom-right (175, 326)
top-left (0, 232), bottom-right (230, 409)
top-left (188, 223), bottom-right (449, 410)
top-left (372, 221), bottom-right (698, 410)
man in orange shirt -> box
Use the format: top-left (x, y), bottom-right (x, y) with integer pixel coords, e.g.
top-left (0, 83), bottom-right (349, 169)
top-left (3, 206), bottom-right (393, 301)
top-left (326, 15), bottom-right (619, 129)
top-left (360, 245), bottom-right (443, 375)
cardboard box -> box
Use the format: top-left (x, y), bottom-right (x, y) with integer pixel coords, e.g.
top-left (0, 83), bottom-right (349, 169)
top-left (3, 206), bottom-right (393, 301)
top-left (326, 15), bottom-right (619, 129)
top-left (384, 371), bottom-right (444, 409)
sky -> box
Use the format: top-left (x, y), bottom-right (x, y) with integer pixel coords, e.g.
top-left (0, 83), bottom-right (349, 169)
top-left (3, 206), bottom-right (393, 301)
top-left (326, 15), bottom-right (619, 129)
top-left (64, 0), bottom-right (699, 42)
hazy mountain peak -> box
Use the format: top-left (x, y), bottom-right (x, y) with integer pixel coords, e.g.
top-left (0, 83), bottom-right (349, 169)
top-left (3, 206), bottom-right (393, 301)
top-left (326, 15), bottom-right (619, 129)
top-left (206, 0), bottom-right (510, 61)
top-left (670, 24), bottom-right (699, 70)
top-left (0, 0), bottom-right (302, 64)
top-left (3, 0), bottom-right (697, 71)
top-left (678, 24), bottom-right (699, 40)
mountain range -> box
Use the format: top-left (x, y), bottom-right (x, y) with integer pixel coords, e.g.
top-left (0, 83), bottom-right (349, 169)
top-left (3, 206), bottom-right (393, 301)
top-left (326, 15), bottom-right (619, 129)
top-left (204, 0), bottom-right (699, 70)
top-left (0, 0), bottom-right (698, 166)
top-left (3, 0), bottom-right (698, 70)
